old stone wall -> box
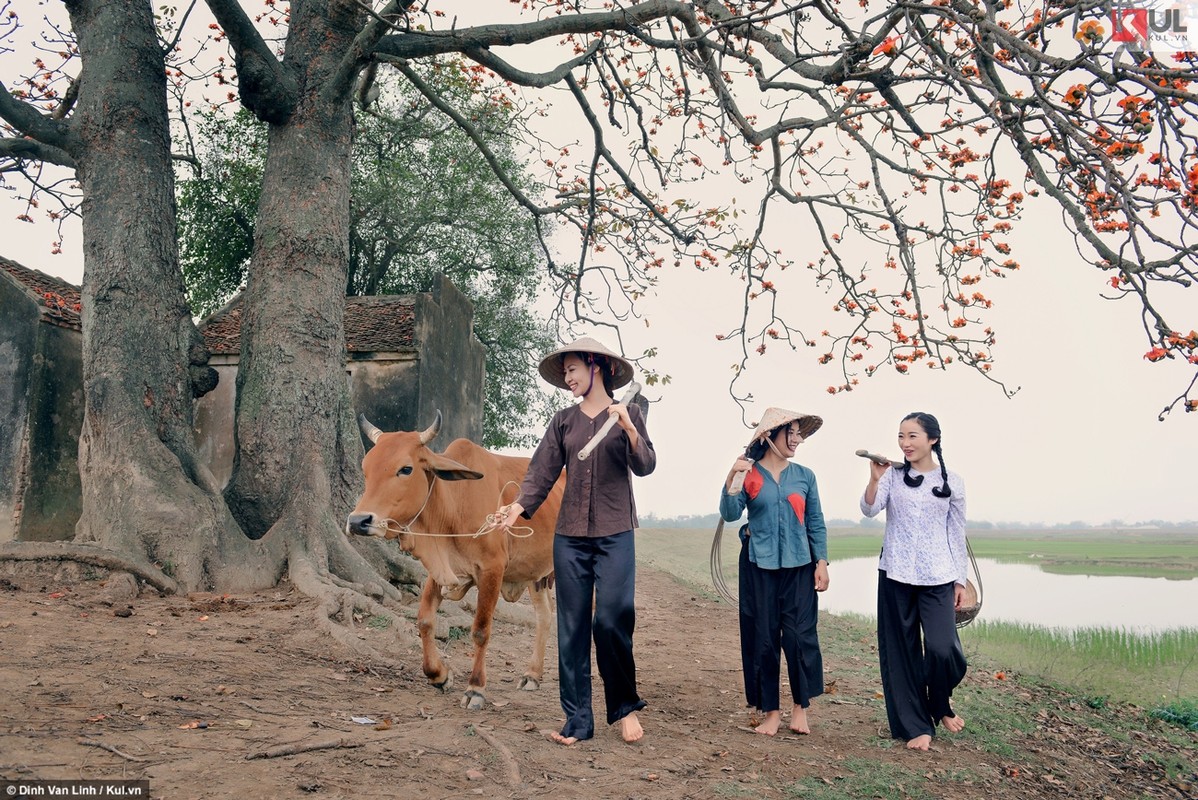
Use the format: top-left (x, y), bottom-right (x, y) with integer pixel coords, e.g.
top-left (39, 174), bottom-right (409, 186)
top-left (0, 279), bottom-right (83, 541)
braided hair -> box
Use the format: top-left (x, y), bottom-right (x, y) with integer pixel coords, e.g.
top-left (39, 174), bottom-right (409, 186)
top-left (900, 411), bottom-right (952, 498)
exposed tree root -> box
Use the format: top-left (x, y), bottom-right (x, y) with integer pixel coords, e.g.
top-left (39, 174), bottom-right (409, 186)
top-left (346, 536), bottom-right (426, 594)
top-left (287, 546), bottom-right (415, 666)
top-left (0, 541), bottom-right (178, 594)
top-left (77, 737), bottom-right (147, 762)
top-left (245, 738), bottom-right (362, 760)
top-left (470, 724), bottom-right (521, 787)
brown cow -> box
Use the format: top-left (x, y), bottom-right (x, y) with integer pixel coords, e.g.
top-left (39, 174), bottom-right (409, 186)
top-left (346, 411), bottom-right (563, 710)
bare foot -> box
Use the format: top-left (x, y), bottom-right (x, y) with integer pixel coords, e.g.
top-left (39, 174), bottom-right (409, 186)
top-left (941, 714), bottom-right (965, 733)
top-left (789, 705), bottom-right (811, 734)
top-left (754, 710), bottom-right (781, 736)
top-left (547, 731), bottom-right (578, 746)
top-left (906, 734), bottom-right (932, 750)
top-left (618, 713), bottom-right (643, 743)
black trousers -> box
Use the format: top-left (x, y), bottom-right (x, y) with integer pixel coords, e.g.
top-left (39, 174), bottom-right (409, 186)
top-left (738, 534), bottom-right (760, 709)
top-left (554, 531), bottom-right (646, 740)
top-left (876, 570), bottom-right (967, 740)
top-left (740, 548), bottom-right (824, 713)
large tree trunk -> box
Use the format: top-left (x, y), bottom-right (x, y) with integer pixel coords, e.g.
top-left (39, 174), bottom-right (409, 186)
top-left (66, 0), bottom-right (272, 591)
top-left (224, 0), bottom-right (371, 586)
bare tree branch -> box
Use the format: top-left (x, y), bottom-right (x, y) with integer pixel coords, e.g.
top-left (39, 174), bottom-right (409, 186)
top-left (0, 89), bottom-right (78, 153)
top-left (202, 0), bottom-right (298, 124)
top-left (0, 136), bottom-right (76, 168)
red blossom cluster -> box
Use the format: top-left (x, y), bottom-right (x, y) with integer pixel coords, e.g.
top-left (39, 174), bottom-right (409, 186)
top-left (42, 291), bottom-right (81, 314)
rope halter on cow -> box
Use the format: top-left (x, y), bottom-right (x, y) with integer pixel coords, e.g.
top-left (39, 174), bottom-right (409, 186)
top-left (365, 479), bottom-right (536, 541)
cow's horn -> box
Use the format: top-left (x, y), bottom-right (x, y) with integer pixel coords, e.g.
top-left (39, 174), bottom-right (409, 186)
top-left (359, 414), bottom-right (385, 444)
top-left (418, 410), bottom-right (442, 445)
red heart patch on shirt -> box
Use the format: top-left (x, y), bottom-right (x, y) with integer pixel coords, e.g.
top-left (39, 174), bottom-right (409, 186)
top-left (787, 493), bottom-right (806, 525)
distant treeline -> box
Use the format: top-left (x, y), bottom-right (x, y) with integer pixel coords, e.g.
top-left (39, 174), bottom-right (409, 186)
top-left (639, 512), bottom-right (878, 529)
top-left (639, 513), bottom-right (1198, 531)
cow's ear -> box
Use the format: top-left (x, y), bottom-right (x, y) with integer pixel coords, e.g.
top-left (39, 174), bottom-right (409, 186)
top-left (424, 453), bottom-right (484, 481)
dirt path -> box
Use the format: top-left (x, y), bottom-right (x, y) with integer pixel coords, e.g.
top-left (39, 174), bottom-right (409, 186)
top-left (1, 562), bottom-right (1194, 799)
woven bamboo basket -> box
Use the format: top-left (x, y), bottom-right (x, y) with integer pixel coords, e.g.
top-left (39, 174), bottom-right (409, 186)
top-left (955, 541), bottom-right (983, 628)
top-left (955, 578), bottom-right (981, 627)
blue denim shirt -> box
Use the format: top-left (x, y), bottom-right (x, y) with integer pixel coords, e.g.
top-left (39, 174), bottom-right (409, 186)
top-left (719, 462), bottom-right (828, 570)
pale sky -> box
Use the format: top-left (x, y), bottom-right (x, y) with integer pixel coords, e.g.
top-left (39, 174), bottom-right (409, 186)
top-left (4, 4), bottom-right (1196, 527)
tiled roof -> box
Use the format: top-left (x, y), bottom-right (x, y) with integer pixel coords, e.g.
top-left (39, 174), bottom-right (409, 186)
top-left (199, 296), bottom-right (245, 356)
top-left (0, 255), bottom-right (82, 331)
top-left (345, 295), bottom-right (417, 353)
top-left (200, 294), bottom-right (418, 356)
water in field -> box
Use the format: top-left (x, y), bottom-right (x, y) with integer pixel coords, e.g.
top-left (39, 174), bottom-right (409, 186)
top-left (819, 557), bottom-right (1198, 633)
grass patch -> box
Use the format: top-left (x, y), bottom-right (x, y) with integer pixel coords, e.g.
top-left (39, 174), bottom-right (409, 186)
top-left (366, 614), bottom-right (391, 630)
top-left (784, 758), bottom-right (937, 799)
top-left (952, 678), bottom-right (1039, 759)
top-left (964, 529), bottom-right (1198, 579)
top-left (962, 621), bottom-right (1198, 705)
top-left (1150, 698), bottom-right (1198, 731)
top-left (824, 528), bottom-right (1198, 578)
top-left (636, 527), bottom-right (723, 592)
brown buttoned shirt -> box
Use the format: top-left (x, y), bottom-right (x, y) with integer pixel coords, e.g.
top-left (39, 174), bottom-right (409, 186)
top-left (516, 402), bottom-right (656, 537)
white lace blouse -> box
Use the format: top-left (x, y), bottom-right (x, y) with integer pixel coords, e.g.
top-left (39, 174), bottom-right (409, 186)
top-left (860, 465), bottom-right (967, 586)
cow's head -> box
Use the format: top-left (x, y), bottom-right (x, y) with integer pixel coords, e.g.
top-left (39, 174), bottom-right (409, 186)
top-left (346, 411), bottom-right (483, 549)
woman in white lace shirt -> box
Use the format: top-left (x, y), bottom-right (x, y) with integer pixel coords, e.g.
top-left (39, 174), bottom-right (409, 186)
top-left (860, 412), bottom-right (968, 751)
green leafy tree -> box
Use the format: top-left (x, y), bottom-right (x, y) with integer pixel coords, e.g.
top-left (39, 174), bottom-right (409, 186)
top-left (176, 62), bottom-right (554, 448)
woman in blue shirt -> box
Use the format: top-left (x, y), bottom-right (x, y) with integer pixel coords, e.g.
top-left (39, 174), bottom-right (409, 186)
top-left (720, 408), bottom-right (829, 736)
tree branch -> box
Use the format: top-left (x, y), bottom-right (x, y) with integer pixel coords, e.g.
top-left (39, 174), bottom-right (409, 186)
top-left (202, 0), bottom-right (298, 124)
top-left (324, 0), bottom-right (418, 106)
top-left (461, 40), bottom-right (603, 88)
top-left (0, 89), bottom-right (78, 155)
top-left (373, 0), bottom-right (693, 60)
top-left (393, 60), bottom-right (563, 219)
top-left (0, 136), bottom-right (77, 169)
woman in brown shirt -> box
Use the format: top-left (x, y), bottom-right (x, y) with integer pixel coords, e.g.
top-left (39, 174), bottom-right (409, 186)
top-left (500, 336), bottom-right (656, 745)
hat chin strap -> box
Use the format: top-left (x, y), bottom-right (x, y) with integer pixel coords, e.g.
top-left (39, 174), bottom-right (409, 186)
top-left (764, 431), bottom-right (802, 459)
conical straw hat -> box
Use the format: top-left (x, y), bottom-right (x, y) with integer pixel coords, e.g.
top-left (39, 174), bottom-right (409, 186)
top-left (537, 336), bottom-right (634, 390)
top-left (747, 407), bottom-right (823, 448)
